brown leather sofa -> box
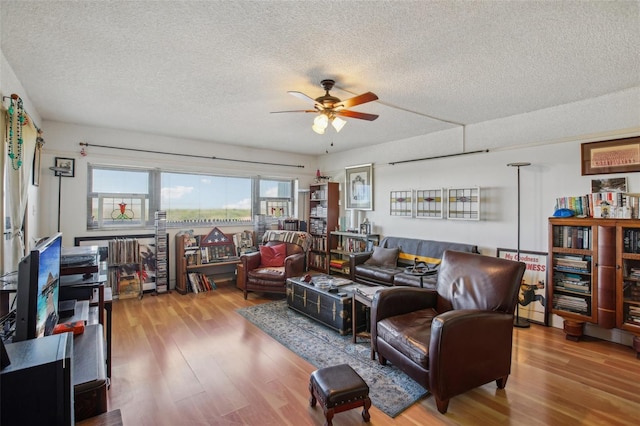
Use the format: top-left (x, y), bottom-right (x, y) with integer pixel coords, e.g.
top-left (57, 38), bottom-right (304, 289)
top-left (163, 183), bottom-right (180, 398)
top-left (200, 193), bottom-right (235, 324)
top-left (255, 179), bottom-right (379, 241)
top-left (239, 230), bottom-right (310, 299)
top-left (371, 250), bottom-right (525, 414)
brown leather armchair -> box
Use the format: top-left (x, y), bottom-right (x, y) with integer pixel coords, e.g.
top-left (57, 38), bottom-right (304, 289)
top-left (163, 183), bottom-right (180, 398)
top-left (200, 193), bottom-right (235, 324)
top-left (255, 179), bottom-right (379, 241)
top-left (239, 230), bottom-right (311, 300)
top-left (371, 250), bottom-right (525, 414)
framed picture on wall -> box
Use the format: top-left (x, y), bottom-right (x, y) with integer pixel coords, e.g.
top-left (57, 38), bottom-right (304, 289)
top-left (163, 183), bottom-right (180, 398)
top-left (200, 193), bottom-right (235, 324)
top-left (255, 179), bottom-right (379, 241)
top-left (345, 163), bottom-right (373, 210)
top-left (54, 157), bottom-right (75, 177)
top-left (497, 248), bottom-right (549, 326)
top-left (581, 136), bottom-right (640, 176)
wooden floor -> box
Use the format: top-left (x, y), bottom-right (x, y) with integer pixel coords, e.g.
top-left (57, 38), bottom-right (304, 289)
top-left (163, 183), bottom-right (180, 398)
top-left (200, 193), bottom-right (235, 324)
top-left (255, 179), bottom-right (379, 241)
top-left (107, 283), bottom-right (639, 426)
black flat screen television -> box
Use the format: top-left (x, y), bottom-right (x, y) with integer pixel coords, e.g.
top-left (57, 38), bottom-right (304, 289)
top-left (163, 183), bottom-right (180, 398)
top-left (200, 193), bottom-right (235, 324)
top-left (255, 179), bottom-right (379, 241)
top-left (14, 232), bottom-right (62, 342)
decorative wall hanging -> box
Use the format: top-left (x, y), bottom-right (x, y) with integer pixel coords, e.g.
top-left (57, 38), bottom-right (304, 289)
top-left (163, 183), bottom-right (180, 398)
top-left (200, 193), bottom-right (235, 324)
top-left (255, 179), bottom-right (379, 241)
top-left (447, 187), bottom-right (480, 220)
top-left (5, 94), bottom-right (25, 170)
top-left (389, 190), bottom-right (412, 216)
top-left (32, 138), bottom-right (43, 186)
top-left (345, 164), bottom-right (373, 210)
top-left (414, 188), bottom-right (444, 219)
top-left (581, 136), bottom-right (640, 176)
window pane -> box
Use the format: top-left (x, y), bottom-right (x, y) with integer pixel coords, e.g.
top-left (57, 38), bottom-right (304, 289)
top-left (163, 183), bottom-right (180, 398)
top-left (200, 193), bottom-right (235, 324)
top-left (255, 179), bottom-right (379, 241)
top-left (260, 179), bottom-right (291, 198)
top-left (92, 169), bottom-right (149, 194)
top-left (161, 173), bottom-right (252, 222)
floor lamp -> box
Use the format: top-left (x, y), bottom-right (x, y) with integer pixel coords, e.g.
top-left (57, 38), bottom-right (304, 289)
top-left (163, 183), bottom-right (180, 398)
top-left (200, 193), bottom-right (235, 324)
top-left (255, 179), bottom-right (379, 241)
top-left (508, 162), bottom-right (531, 328)
top-left (49, 166), bottom-right (70, 232)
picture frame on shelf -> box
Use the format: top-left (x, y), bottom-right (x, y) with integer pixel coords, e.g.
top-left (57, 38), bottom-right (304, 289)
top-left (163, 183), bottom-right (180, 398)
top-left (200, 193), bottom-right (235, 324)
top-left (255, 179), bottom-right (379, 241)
top-left (389, 190), bottom-right (412, 216)
top-left (590, 177), bottom-right (627, 193)
top-left (581, 136), bottom-right (640, 176)
top-left (54, 157), bottom-right (75, 177)
top-left (497, 248), bottom-right (549, 326)
top-left (345, 163), bottom-right (373, 210)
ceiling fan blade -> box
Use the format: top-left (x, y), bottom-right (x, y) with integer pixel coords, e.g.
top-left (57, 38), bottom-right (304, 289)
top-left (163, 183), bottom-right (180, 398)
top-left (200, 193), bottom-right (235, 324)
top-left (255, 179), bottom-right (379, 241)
top-left (334, 92), bottom-right (378, 109)
top-left (288, 91), bottom-right (317, 103)
top-left (335, 110), bottom-right (379, 121)
top-left (270, 109), bottom-right (317, 114)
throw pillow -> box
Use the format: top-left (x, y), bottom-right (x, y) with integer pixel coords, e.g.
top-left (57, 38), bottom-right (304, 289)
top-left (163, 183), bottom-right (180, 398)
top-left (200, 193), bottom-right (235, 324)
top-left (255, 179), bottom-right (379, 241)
top-left (364, 246), bottom-right (399, 267)
top-left (259, 243), bottom-right (287, 267)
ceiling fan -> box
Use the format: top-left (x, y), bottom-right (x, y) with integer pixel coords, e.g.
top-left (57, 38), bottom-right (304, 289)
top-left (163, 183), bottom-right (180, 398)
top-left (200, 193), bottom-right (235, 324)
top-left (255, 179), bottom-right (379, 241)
top-left (272, 79), bottom-right (379, 134)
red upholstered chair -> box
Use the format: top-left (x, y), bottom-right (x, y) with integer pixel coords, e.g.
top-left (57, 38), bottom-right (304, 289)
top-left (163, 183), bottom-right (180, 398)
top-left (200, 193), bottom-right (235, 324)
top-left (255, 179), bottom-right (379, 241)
top-left (371, 250), bottom-right (526, 414)
top-left (239, 230), bottom-right (311, 299)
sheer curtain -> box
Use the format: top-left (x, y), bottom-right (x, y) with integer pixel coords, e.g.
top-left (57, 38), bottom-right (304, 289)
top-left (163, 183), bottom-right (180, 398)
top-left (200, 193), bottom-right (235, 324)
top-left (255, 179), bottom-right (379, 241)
top-left (1, 106), bottom-right (37, 272)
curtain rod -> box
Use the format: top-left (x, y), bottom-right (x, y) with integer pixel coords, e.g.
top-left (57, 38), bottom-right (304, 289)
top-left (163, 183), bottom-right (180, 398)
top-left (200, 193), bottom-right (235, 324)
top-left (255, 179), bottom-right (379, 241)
top-left (78, 142), bottom-right (305, 168)
top-left (389, 149), bottom-right (489, 165)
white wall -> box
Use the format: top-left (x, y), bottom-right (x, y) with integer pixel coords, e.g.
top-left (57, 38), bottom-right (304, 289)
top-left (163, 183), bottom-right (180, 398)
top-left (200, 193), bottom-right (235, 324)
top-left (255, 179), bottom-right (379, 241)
top-left (1, 52), bottom-right (43, 273)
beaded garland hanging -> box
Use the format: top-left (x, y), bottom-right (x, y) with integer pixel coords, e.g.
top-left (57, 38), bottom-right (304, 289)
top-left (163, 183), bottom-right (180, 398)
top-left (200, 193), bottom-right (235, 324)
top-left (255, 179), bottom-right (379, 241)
top-left (5, 94), bottom-right (25, 170)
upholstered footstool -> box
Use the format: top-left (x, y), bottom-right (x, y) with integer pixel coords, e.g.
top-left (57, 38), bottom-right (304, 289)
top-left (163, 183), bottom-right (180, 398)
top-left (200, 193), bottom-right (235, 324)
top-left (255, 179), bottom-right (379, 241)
top-left (309, 364), bottom-right (371, 426)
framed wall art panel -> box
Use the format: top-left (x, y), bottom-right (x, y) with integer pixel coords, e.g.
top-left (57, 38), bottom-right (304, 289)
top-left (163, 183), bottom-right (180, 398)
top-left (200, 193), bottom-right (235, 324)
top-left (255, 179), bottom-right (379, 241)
top-left (345, 163), bottom-right (373, 210)
top-left (581, 136), bottom-right (640, 176)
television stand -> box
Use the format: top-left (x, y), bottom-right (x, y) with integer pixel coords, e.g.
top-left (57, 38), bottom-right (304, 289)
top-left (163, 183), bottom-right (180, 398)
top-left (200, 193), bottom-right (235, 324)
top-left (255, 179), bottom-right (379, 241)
top-left (73, 324), bottom-right (107, 421)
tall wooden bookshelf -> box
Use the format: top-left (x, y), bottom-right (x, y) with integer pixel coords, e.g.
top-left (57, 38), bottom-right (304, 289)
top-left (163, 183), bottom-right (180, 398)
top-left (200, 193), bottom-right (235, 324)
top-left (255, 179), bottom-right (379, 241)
top-left (549, 217), bottom-right (640, 356)
top-left (308, 182), bottom-right (339, 273)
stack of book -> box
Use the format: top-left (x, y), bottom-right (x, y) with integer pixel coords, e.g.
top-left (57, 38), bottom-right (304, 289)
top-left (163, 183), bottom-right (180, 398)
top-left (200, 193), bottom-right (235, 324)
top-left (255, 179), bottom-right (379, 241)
top-left (554, 255), bottom-right (590, 272)
top-left (554, 272), bottom-right (590, 293)
top-left (553, 294), bottom-right (589, 314)
top-left (627, 306), bottom-right (640, 325)
top-left (329, 258), bottom-right (348, 272)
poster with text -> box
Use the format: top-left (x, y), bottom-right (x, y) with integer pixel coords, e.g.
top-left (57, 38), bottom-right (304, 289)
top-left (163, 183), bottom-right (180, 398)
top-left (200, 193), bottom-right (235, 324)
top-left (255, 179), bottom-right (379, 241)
top-left (497, 248), bottom-right (548, 325)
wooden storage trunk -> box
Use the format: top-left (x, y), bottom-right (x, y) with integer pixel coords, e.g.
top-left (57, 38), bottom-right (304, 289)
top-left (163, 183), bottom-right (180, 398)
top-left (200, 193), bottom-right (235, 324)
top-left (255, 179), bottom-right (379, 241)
top-left (286, 277), bottom-right (366, 335)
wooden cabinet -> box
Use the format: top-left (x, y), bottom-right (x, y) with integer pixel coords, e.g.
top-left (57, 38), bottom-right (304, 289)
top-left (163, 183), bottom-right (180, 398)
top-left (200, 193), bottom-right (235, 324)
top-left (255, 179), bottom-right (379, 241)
top-left (329, 231), bottom-right (380, 275)
top-left (308, 182), bottom-right (339, 273)
top-left (617, 223), bottom-right (640, 358)
top-left (549, 217), bottom-right (640, 356)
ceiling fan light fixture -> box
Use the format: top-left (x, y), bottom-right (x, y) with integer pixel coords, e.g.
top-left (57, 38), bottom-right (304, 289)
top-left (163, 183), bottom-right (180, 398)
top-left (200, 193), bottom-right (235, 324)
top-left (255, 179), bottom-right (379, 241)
top-left (331, 116), bottom-right (346, 133)
top-left (312, 123), bottom-right (325, 134)
top-left (314, 114), bottom-right (329, 128)
top-left (312, 114), bottom-right (329, 134)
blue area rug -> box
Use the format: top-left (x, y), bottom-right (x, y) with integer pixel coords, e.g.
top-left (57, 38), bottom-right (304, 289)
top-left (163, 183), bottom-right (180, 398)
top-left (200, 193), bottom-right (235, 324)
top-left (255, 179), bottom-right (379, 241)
top-left (236, 300), bottom-right (428, 418)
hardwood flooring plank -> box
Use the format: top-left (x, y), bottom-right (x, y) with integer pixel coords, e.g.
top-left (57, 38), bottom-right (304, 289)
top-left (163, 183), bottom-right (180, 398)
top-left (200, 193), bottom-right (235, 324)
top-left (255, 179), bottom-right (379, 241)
top-left (105, 284), bottom-right (638, 425)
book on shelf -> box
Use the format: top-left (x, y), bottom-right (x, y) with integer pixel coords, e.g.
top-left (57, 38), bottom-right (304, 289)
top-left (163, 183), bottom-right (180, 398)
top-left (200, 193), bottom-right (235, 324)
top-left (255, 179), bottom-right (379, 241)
top-left (554, 192), bottom-right (639, 218)
top-left (187, 272), bottom-right (216, 293)
top-left (329, 259), bottom-right (348, 268)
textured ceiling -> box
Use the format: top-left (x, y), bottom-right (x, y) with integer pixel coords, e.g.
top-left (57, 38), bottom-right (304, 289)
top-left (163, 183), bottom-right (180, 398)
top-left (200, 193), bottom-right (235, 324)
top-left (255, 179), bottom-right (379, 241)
top-left (1, 1), bottom-right (639, 155)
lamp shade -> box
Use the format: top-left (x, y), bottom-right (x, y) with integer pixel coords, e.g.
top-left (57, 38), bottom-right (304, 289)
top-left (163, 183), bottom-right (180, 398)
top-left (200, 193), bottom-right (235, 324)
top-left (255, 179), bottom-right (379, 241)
top-left (331, 116), bottom-right (346, 132)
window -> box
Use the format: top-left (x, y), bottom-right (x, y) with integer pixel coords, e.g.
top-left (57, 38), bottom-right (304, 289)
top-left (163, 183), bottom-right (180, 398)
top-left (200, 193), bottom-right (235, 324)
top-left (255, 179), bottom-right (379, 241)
top-left (87, 166), bottom-right (151, 229)
top-left (258, 178), bottom-right (293, 218)
top-left (161, 172), bottom-right (252, 223)
top-left (88, 165), bottom-right (295, 230)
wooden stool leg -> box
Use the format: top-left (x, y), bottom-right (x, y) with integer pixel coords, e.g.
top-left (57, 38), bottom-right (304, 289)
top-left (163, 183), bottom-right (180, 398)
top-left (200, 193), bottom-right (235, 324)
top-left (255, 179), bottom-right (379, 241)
top-left (324, 407), bottom-right (335, 426)
top-left (309, 381), bottom-right (317, 407)
top-left (362, 397), bottom-right (371, 422)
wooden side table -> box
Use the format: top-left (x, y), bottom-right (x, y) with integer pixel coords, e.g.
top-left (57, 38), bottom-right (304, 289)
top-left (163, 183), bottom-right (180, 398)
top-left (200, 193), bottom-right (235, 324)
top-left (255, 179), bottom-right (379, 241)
top-left (351, 285), bottom-right (386, 360)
